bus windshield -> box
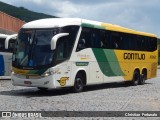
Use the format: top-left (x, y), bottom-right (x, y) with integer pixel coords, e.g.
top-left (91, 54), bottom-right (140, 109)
top-left (13, 28), bottom-right (59, 68)
top-left (12, 26), bottom-right (79, 69)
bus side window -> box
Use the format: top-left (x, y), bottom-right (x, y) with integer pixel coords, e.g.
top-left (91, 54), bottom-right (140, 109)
top-left (122, 33), bottom-right (129, 50)
top-left (77, 38), bottom-right (86, 50)
top-left (56, 37), bottom-right (69, 61)
top-left (76, 27), bottom-right (90, 52)
top-left (0, 39), bottom-right (5, 52)
top-left (136, 36), bottom-right (141, 50)
top-left (90, 29), bottom-right (101, 48)
top-left (128, 35), bottom-right (132, 50)
top-left (100, 30), bottom-right (110, 49)
top-left (111, 32), bottom-right (121, 49)
top-left (142, 38), bottom-right (145, 51)
top-left (151, 38), bottom-right (157, 51)
top-left (57, 42), bottom-right (64, 60)
top-left (100, 30), bottom-right (106, 48)
top-left (137, 36), bottom-right (145, 51)
top-left (129, 35), bottom-right (136, 50)
top-left (148, 38), bottom-right (154, 51)
top-left (54, 38), bottom-right (67, 65)
top-left (145, 37), bottom-right (150, 51)
top-left (0, 43), bottom-right (3, 51)
top-left (62, 26), bottom-right (79, 54)
top-left (8, 39), bottom-right (16, 52)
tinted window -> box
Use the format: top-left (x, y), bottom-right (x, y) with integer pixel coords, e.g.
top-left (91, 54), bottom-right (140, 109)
top-left (55, 26), bottom-right (79, 65)
top-left (76, 27), bottom-right (157, 52)
top-left (76, 27), bottom-right (91, 51)
top-left (100, 30), bottom-right (110, 49)
top-left (111, 32), bottom-right (123, 49)
top-left (0, 38), bottom-right (5, 52)
top-left (90, 29), bottom-right (101, 48)
top-left (8, 39), bottom-right (16, 52)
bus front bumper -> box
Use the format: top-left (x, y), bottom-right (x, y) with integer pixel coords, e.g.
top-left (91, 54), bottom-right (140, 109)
top-left (11, 74), bottom-right (56, 88)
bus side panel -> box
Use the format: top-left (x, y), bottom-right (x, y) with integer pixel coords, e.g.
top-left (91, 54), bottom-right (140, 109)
top-left (114, 50), bottom-right (158, 80)
top-left (71, 48), bottom-right (102, 85)
top-left (0, 55), bottom-right (4, 76)
top-left (92, 48), bottom-right (125, 83)
top-left (89, 61), bottom-right (103, 84)
top-left (54, 62), bottom-right (72, 88)
top-left (2, 53), bottom-right (12, 76)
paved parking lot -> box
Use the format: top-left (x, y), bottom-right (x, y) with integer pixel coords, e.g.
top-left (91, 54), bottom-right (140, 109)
top-left (0, 70), bottom-right (160, 119)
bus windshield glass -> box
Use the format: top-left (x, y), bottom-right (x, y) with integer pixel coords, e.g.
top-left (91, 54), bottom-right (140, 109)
top-left (13, 28), bottom-right (59, 68)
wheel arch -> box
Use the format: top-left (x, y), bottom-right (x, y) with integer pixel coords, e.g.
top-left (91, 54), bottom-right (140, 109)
top-left (74, 69), bottom-right (87, 85)
top-left (134, 68), bottom-right (140, 73)
top-left (142, 68), bottom-right (147, 74)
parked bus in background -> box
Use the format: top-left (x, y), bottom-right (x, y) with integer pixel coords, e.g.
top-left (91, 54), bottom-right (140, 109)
top-left (0, 34), bottom-right (17, 79)
top-left (11, 18), bottom-right (158, 92)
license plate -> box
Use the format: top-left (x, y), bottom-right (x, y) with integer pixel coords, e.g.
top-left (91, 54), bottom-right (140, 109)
top-left (24, 81), bottom-right (32, 85)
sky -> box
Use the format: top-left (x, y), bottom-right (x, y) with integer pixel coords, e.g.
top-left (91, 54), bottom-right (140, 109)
top-left (1, 0), bottom-right (160, 36)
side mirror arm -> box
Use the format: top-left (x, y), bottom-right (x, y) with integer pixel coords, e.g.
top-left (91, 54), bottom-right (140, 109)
top-left (5, 34), bottom-right (17, 49)
top-left (51, 33), bottom-right (69, 50)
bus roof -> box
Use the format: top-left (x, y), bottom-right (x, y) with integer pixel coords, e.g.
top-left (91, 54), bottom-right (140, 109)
top-left (0, 34), bottom-right (17, 39)
top-left (0, 34), bottom-right (9, 39)
top-left (22, 18), bottom-right (156, 38)
top-left (22, 18), bottom-right (82, 29)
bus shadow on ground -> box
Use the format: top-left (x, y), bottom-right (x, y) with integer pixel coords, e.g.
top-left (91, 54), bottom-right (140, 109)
top-left (0, 82), bottom-right (152, 97)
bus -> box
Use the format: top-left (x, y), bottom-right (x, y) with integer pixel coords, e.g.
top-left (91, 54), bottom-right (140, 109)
top-left (158, 38), bottom-right (160, 65)
top-left (11, 18), bottom-right (158, 92)
top-left (0, 34), bottom-right (17, 79)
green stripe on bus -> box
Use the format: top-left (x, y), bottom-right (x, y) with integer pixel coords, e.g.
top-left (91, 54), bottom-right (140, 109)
top-left (81, 23), bottom-right (106, 30)
top-left (92, 48), bottom-right (125, 76)
top-left (28, 68), bottom-right (48, 75)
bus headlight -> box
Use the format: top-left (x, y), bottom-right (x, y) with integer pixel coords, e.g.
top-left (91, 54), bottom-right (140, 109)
top-left (12, 71), bottom-right (15, 75)
top-left (41, 72), bottom-right (51, 77)
top-left (41, 69), bottom-right (56, 77)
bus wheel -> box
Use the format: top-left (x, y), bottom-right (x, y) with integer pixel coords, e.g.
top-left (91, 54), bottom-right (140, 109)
top-left (73, 73), bottom-right (84, 93)
top-left (139, 70), bottom-right (147, 85)
top-left (37, 87), bottom-right (48, 91)
top-left (132, 70), bottom-right (140, 86)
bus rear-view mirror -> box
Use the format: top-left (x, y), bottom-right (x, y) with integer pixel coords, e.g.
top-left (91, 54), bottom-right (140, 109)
top-left (5, 34), bottom-right (17, 49)
top-left (51, 33), bottom-right (69, 50)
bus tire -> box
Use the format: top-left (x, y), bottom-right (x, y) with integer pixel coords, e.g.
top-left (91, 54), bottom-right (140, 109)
top-left (139, 70), bottom-right (147, 85)
top-left (132, 70), bottom-right (140, 86)
top-left (37, 87), bottom-right (48, 91)
top-left (73, 73), bottom-right (84, 93)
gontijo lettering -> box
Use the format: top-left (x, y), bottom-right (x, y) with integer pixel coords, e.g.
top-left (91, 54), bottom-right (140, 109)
top-left (124, 53), bottom-right (145, 60)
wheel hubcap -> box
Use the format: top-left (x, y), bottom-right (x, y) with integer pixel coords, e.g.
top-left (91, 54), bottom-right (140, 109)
top-left (76, 78), bottom-right (82, 89)
top-left (134, 73), bottom-right (139, 84)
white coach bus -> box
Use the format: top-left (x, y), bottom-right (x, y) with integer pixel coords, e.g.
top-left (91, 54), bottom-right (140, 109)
top-left (0, 34), bottom-right (17, 79)
top-left (11, 18), bottom-right (158, 92)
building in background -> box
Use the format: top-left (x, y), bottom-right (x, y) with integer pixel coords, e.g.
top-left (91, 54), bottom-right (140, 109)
top-left (0, 11), bottom-right (25, 35)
